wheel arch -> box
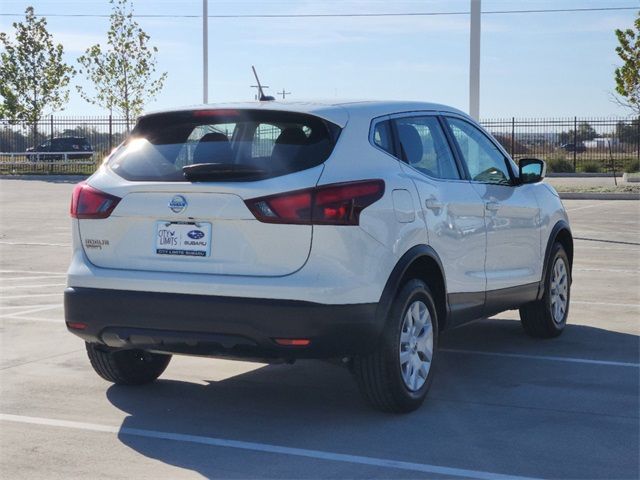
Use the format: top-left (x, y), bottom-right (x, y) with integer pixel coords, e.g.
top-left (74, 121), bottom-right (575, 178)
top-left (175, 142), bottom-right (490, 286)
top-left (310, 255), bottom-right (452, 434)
top-left (538, 220), bottom-right (573, 300)
top-left (376, 245), bottom-right (449, 332)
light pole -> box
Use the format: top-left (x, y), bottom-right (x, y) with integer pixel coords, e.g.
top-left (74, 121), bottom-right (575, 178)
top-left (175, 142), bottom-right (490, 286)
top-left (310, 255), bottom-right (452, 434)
top-left (203, 0), bottom-right (208, 104)
top-left (469, 0), bottom-right (481, 120)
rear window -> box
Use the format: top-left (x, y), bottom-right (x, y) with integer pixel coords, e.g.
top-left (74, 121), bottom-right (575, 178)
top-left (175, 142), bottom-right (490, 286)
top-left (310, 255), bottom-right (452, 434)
top-left (108, 109), bottom-right (341, 182)
top-left (52, 138), bottom-right (88, 151)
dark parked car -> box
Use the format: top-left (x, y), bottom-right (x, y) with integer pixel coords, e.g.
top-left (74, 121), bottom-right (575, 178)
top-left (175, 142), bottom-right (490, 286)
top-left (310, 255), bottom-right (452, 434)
top-left (561, 143), bottom-right (586, 153)
top-left (27, 137), bottom-right (93, 160)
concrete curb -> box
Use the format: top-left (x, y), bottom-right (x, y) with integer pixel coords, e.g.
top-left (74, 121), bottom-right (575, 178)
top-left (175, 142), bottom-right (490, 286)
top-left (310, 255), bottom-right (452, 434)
top-left (548, 173), bottom-right (619, 178)
top-left (559, 192), bottom-right (640, 200)
top-left (0, 174), bottom-right (89, 182)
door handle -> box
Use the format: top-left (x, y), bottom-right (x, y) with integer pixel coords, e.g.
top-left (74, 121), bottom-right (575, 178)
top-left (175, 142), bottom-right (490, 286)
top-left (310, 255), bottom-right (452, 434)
top-left (425, 199), bottom-right (444, 211)
top-left (485, 201), bottom-right (500, 212)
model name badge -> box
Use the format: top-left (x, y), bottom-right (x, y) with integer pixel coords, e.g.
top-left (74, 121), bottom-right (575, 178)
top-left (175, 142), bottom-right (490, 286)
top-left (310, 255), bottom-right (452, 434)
top-left (84, 239), bottom-right (110, 250)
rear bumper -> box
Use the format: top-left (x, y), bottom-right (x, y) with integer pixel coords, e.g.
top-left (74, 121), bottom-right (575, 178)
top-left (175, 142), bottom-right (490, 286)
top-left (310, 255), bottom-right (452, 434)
top-left (64, 287), bottom-right (382, 360)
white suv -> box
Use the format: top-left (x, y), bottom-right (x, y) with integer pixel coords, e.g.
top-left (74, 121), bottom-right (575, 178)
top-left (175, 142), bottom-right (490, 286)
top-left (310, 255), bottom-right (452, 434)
top-left (65, 101), bottom-right (573, 413)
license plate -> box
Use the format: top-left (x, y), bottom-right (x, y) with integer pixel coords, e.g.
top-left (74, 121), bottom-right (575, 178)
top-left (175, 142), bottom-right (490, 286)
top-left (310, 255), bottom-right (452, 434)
top-left (155, 222), bottom-right (212, 257)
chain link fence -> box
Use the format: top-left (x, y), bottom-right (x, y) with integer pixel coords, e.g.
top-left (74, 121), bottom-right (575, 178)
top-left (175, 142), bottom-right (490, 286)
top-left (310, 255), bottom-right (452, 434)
top-left (1, 115), bottom-right (639, 175)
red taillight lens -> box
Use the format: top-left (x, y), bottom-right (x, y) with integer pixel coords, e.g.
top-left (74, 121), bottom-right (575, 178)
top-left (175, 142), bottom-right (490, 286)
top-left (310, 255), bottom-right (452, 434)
top-left (70, 183), bottom-right (121, 219)
top-left (274, 338), bottom-right (311, 346)
top-left (66, 321), bottom-right (87, 330)
top-left (245, 180), bottom-right (384, 226)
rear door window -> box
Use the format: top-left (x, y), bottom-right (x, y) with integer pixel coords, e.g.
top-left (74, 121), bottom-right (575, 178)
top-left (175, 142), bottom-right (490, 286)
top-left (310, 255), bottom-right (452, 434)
top-left (372, 120), bottom-right (394, 155)
top-left (108, 109), bottom-right (341, 182)
top-left (391, 116), bottom-right (461, 180)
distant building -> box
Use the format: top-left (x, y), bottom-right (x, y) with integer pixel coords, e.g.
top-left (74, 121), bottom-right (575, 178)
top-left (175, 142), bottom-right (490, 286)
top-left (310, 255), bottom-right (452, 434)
top-left (584, 137), bottom-right (619, 149)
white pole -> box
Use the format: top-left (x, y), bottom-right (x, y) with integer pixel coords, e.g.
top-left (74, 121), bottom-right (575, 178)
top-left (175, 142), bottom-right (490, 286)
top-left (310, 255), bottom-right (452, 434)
top-left (203, 0), bottom-right (208, 104)
top-left (469, 0), bottom-right (481, 120)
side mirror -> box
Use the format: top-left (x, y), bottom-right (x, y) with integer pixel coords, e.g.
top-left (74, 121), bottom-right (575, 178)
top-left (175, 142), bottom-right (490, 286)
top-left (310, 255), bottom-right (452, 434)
top-left (518, 158), bottom-right (546, 184)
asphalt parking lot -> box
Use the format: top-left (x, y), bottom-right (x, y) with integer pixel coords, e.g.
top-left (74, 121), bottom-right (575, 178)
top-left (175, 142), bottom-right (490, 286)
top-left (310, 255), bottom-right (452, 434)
top-left (1, 177), bottom-right (638, 480)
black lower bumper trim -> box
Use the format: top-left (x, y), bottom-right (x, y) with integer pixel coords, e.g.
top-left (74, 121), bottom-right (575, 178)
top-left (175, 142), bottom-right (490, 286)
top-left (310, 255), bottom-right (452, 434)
top-left (64, 287), bottom-right (381, 359)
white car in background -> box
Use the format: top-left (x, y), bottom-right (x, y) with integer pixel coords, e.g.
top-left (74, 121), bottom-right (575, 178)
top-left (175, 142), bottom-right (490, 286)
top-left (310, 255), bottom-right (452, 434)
top-left (65, 101), bottom-right (573, 413)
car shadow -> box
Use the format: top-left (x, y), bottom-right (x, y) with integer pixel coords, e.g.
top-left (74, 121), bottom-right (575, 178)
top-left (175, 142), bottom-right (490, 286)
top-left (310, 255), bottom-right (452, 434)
top-left (106, 318), bottom-right (640, 479)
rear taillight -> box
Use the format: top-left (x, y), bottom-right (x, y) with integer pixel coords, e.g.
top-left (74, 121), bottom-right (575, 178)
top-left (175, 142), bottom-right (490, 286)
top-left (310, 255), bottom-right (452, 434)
top-left (70, 182), bottom-right (121, 219)
top-left (66, 321), bottom-right (87, 330)
top-left (245, 180), bottom-right (384, 225)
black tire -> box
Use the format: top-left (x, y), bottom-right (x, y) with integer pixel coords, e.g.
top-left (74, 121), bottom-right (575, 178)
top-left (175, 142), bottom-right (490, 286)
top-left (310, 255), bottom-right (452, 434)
top-left (86, 343), bottom-right (171, 385)
top-left (354, 279), bottom-right (438, 413)
top-left (520, 243), bottom-right (571, 338)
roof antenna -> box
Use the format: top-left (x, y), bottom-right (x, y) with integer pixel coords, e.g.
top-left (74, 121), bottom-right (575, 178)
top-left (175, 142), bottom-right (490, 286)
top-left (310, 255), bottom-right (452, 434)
top-left (251, 66), bottom-right (275, 101)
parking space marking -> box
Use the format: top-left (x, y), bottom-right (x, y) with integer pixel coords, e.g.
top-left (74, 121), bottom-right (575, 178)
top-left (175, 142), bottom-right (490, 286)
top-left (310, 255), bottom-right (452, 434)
top-left (566, 204), bottom-right (608, 212)
top-left (0, 241), bottom-right (70, 247)
top-left (0, 269), bottom-right (65, 275)
top-left (1, 315), bottom-right (62, 323)
top-left (0, 303), bottom-right (60, 310)
top-left (574, 268), bottom-right (639, 274)
top-left (0, 413), bottom-right (539, 480)
top-left (1, 283), bottom-right (66, 290)
top-left (575, 245), bottom-right (639, 251)
top-left (1, 293), bottom-right (62, 300)
top-left (1, 304), bottom-right (62, 317)
top-left (574, 237), bottom-right (640, 246)
top-left (440, 349), bottom-right (640, 368)
top-left (0, 275), bottom-right (66, 281)
top-left (572, 300), bottom-right (639, 308)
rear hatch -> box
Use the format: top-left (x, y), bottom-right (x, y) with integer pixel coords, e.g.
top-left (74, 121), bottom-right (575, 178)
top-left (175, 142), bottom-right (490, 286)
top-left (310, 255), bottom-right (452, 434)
top-left (77, 108), bottom-right (341, 277)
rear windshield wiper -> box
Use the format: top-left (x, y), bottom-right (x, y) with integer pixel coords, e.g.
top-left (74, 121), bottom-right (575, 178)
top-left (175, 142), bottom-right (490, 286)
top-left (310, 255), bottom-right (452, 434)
top-left (183, 163), bottom-right (268, 182)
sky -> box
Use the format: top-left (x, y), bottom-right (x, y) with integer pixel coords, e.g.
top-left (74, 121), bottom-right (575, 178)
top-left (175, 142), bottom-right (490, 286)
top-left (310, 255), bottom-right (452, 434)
top-left (0, 0), bottom-right (638, 119)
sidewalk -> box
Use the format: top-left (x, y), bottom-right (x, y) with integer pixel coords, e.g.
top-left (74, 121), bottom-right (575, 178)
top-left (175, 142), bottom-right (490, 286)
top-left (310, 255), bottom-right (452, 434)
top-left (545, 175), bottom-right (639, 200)
top-left (545, 175), bottom-right (629, 188)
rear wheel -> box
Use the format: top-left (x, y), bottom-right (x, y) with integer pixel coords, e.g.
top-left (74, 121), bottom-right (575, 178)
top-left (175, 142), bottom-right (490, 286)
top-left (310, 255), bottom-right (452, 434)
top-left (520, 243), bottom-right (571, 338)
top-left (86, 343), bottom-right (171, 385)
top-left (354, 279), bottom-right (438, 413)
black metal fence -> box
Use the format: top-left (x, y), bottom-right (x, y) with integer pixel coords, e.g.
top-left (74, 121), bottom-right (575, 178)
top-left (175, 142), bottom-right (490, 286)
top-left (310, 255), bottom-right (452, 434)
top-left (0, 116), bottom-right (130, 174)
top-left (1, 115), bottom-right (639, 175)
top-left (482, 117), bottom-right (640, 173)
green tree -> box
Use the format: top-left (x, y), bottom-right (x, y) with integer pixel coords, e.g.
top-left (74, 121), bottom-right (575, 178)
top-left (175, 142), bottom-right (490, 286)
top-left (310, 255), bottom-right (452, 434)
top-left (76, 0), bottom-right (167, 129)
top-left (615, 119), bottom-right (640, 144)
top-left (614, 12), bottom-right (640, 115)
top-left (0, 7), bottom-right (74, 140)
top-left (558, 122), bottom-right (597, 145)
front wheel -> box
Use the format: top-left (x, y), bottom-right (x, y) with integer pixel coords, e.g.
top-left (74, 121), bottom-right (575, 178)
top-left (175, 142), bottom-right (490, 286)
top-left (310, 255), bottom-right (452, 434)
top-left (354, 279), bottom-right (438, 413)
top-left (520, 243), bottom-right (571, 338)
top-left (86, 343), bottom-right (171, 385)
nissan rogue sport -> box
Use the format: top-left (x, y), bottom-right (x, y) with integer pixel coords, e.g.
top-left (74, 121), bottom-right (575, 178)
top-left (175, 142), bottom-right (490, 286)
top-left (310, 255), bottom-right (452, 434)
top-left (65, 101), bottom-right (573, 413)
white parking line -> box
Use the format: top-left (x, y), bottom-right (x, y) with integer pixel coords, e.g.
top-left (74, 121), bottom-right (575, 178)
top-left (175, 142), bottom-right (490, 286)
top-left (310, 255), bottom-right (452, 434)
top-left (0, 275), bottom-right (66, 281)
top-left (1, 305), bottom-right (62, 317)
top-left (566, 204), bottom-right (607, 212)
top-left (0, 303), bottom-right (61, 310)
top-left (1, 293), bottom-right (62, 300)
top-left (0, 269), bottom-right (65, 275)
top-left (2, 315), bottom-right (62, 323)
top-left (0, 413), bottom-right (539, 480)
top-left (1, 283), bottom-right (66, 290)
top-left (572, 300), bottom-right (639, 308)
top-left (574, 268), bottom-right (639, 274)
top-left (0, 241), bottom-right (70, 247)
top-left (440, 349), bottom-right (640, 368)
